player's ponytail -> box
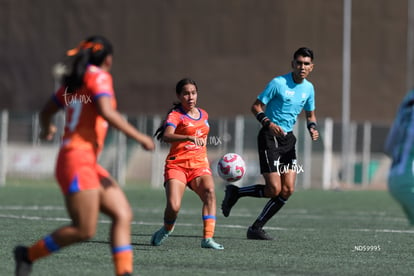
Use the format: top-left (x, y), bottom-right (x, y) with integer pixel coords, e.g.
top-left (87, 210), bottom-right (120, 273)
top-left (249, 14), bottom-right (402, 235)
top-left (154, 102), bottom-right (182, 141)
top-left (63, 35), bottom-right (113, 93)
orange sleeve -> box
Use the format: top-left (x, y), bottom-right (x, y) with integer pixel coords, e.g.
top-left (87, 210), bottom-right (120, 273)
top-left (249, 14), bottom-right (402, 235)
top-left (85, 69), bottom-right (115, 102)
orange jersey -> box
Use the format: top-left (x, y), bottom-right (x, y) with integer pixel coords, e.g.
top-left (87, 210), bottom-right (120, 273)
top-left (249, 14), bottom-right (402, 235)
top-left (165, 107), bottom-right (210, 168)
top-left (53, 65), bottom-right (116, 155)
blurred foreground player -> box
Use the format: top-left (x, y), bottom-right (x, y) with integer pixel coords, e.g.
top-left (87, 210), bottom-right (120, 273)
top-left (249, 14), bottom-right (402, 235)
top-left (13, 35), bottom-right (155, 276)
top-left (385, 89), bottom-right (414, 225)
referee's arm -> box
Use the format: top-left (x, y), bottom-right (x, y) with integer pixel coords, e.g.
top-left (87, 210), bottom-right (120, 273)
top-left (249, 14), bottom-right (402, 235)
top-left (305, 110), bottom-right (319, 141)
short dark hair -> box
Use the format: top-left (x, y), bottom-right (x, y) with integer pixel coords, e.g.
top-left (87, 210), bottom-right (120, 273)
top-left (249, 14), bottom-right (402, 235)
top-left (293, 47), bottom-right (314, 61)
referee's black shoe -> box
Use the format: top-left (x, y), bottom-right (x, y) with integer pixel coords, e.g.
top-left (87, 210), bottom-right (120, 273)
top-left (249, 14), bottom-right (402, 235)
top-left (247, 226), bottom-right (274, 240)
top-left (221, 185), bottom-right (239, 217)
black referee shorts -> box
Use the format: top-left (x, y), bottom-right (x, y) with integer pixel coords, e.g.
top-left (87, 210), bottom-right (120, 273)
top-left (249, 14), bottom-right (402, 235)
top-left (257, 127), bottom-right (297, 174)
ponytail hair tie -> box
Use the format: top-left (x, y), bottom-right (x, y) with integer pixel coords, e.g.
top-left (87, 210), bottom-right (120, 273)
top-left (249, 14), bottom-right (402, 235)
top-left (66, 41), bottom-right (104, 56)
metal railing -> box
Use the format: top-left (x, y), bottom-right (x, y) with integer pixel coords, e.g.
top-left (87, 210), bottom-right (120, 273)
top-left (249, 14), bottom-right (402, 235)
top-left (0, 110), bottom-right (391, 189)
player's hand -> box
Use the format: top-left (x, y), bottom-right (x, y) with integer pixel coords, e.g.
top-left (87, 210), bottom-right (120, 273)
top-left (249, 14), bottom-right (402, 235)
top-left (269, 123), bottom-right (286, 136)
top-left (140, 136), bottom-right (156, 151)
top-left (309, 127), bottom-right (319, 141)
top-left (39, 125), bottom-right (57, 141)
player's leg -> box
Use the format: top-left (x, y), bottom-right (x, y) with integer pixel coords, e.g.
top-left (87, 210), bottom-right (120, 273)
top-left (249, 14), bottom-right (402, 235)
top-left (99, 175), bottom-right (134, 276)
top-left (151, 177), bottom-right (186, 246)
top-left (14, 189), bottom-right (100, 276)
top-left (190, 174), bottom-right (224, 249)
top-left (14, 149), bottom-right (101, 276)
top-left (247, 133), bottom-right (297, 240)
top-left (248, 170), bottom-right (296, 239)
top-left (222, 128), bottom-right (278, 217)
top-left (243, 172), bottom-right (280, 240)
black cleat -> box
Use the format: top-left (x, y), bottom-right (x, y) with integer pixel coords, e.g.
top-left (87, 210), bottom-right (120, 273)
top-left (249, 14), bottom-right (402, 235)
top-left (14, 246), bottom-right (32, 276)
top-left (246, 226), bottom-right (274, 240)
top-left (221, 185), bottom-right (239, 217)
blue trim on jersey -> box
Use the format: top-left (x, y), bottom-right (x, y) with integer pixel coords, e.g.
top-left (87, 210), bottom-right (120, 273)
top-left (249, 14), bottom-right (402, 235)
top-left (179, 107), bottom-right (203, 120)
top-left (202, 215), bottom-right (216, 220)
top-left (44, 235), bottom-right (60, 252)
top-left (112, 245), bottom-right (133, 254)
top-left (166, 122), bottom-right (177, 128)
top-left (94, 92), bottom-right (112, 99)
top-left (257, 72), bottom-right (315, 132)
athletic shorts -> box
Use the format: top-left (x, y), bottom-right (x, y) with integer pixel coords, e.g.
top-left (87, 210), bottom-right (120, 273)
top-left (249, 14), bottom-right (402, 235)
top-left (55, 148), bottom-right (110, 195)
top-left (257, 127), bottom-right (297, 174)
top-left (164, 163), bottom-right (212, 186)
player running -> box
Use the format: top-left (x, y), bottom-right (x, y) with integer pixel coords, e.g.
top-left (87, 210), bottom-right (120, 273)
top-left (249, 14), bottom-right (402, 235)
top-left (150, 78), bottom-right (224, 250)
top-left (13, 36), bottom-right (155, 276)
top-left (222, 47), bottom-right (319, 240)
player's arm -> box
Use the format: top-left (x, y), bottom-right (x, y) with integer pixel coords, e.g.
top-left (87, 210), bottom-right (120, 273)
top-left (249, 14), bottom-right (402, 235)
top-left (162, 125), bottom-right (205, 146)
top-left (305, 110), bottom-right (319, 141)
top-left (95, 96), bottom-right (155, 151)
top-left (251, 98), bottom-right (285, 136)
top-left (39, 97), bottom-right (60, 141)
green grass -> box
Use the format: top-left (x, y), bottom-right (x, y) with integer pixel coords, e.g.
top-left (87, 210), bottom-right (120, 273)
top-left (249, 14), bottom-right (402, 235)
top-left (1, 180), bottom-right (414, 276)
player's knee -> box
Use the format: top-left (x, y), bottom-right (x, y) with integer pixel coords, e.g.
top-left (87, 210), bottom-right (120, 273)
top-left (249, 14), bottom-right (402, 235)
top-left (116, 207), bottom-right (134, 223)
top-left (201, 187), bottom-right (215, 203)
top-left (77, 227), bottom-right (96, 241)
top-left (281, 186), bottom-right (295, 198)
top-left (167, 200), bottom-right (181, 215)
top-left (204, 186), bottom-right (215, 198)
top-left (264, 185), bottom-right (280, 198)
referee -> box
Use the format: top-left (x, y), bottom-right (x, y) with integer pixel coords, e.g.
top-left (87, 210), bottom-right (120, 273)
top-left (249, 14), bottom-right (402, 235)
top-left (222, 47), bottom-right (319, 240)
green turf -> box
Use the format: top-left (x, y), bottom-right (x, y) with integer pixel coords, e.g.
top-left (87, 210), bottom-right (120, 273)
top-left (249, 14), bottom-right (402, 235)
top-left (1, 181), bottom-right (414, 276)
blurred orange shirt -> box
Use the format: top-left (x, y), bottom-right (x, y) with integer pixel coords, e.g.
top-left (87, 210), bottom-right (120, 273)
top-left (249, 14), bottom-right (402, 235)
top-left (165, 108), bottom-right (210, 169)
top-left (53, 65), bottom-right (116, 155)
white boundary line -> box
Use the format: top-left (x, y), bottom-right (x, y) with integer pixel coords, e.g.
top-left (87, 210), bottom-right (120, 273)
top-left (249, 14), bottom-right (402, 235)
top-left (1, 209), bottom-right (413, 234)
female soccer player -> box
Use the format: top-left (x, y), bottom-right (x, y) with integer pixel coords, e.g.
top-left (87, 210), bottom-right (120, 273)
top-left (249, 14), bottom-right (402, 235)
top-left (13, 35), bottom-right (155, 276)
top-left (150, 78), bottom-right (224, 250)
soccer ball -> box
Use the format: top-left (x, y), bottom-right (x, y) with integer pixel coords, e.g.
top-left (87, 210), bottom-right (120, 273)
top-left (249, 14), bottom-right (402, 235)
top-left (217, 153), bottom-right (246, 182)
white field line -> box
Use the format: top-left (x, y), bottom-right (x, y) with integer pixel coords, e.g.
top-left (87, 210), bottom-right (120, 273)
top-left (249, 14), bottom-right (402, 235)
top-left (0, 205), bottom-right (412, 234)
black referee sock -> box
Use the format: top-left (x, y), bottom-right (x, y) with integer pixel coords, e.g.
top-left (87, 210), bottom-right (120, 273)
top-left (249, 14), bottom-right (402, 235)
top-left (238, 184), bottom-right (265, 198)
top-left (252, 196), bottom-right (287, 229)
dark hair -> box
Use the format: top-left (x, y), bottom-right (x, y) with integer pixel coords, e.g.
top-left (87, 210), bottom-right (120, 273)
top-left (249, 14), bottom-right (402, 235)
top-left (293, 47), bottom-right (314, 61)
top-left (63, 35), bottom-right (113, 93)
top-left (154, 78), bottom-right (198, 140)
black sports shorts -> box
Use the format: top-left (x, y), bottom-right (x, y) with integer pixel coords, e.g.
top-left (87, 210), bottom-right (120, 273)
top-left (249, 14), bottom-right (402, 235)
top-left (257, 127), bottom-right (297, 174)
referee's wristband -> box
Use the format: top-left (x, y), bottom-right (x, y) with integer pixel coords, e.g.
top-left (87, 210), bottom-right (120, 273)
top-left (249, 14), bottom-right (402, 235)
top-left (307, 122), bottom-right (317, 131)
top-left (256, 112), bottom-right (271, 128)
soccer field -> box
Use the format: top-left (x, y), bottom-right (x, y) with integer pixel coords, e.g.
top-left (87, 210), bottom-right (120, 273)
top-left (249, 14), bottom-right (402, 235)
top-left (1, 180), bottom-right (413, 276)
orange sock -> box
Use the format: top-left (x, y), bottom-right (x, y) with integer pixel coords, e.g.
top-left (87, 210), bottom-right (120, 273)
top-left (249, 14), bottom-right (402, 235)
top-left (203, 215), bottom-right (216, 239)
top-left (28, 235), bottom-right (60, 262)
top-left (112, 245), bottom-right (133, 276)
